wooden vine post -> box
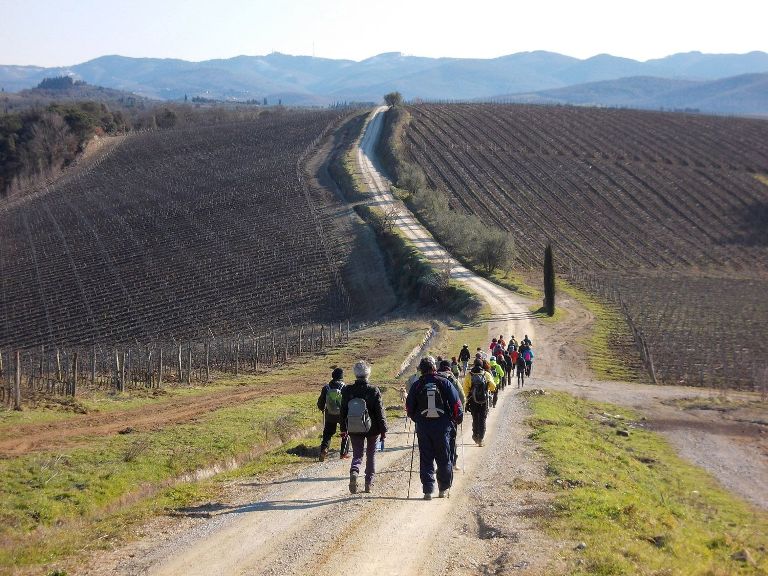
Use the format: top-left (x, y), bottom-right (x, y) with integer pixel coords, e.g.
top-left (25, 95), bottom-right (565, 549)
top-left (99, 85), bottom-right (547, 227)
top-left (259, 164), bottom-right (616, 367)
top-left (13, 351), bottom-right (22, 411)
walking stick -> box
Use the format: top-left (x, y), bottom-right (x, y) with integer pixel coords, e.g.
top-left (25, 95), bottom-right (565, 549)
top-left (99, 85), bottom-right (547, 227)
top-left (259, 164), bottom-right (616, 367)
top-left (407, 427), bottom-right (417, 499)
top-left (461, 421), bottom-right (466, 474)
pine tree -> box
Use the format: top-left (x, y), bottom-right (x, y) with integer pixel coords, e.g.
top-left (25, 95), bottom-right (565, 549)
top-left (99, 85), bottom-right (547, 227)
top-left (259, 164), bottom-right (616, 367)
top-left (544, 244), bottom-right (555, 316)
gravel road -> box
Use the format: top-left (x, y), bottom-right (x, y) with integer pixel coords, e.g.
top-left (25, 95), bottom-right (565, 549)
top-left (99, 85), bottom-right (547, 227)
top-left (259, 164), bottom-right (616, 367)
top-left (83, 107), bottom-right (766, 576)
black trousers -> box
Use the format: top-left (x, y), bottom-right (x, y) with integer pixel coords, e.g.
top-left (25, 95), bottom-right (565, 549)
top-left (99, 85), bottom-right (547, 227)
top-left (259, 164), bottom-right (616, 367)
top-left (320, 416), bottom-right (340, 450)
top-left (470, 402), bottom-right (489, 439)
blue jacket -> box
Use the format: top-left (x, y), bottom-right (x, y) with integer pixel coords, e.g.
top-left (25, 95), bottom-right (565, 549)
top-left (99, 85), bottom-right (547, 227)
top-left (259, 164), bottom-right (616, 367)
top-left (406, 372), bottom-right (463, 427)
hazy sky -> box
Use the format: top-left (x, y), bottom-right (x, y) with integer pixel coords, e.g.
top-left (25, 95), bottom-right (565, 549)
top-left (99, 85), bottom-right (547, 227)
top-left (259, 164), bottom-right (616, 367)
top-left (3, 0), bottom-right (767, 66)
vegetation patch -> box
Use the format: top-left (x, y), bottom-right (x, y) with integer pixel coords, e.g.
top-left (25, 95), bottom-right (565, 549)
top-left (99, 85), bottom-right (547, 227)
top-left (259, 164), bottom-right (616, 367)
top-left (526, 391), bottom-right (768, 575)
top-left (558, 280), bottom-right (643, 381)
top-left (354, 204), bottom-right (482, 318)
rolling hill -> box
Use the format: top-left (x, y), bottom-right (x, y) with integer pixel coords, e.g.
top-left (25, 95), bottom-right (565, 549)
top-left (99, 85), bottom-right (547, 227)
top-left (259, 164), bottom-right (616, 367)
top-left (496, 73), bottom-right (768, 116)
top-left (1, 50), bottom-right (767, 112)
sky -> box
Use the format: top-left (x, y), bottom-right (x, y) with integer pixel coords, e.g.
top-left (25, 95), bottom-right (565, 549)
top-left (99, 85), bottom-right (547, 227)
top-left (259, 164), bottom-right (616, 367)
top-left (2, 0), bottom-right (767, 67)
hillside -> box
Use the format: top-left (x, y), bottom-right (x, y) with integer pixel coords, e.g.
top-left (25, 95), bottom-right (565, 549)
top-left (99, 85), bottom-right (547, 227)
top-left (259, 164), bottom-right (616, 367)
top-left (1, 51), bottom-right (767, 111)
top-left (498, 73), bottom-right (768, 116)
top-left (0, 109), bottom-right (395, 349)
top-left (394, 103), bottom-right (768, 388)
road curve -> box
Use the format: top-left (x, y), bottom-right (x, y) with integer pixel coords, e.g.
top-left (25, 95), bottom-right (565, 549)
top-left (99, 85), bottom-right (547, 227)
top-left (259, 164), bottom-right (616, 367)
top-left (91, 107), bottom-right (550, 576)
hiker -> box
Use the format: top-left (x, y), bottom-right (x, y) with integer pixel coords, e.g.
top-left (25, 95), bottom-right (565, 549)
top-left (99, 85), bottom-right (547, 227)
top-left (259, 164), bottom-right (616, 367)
top-left (488, 338), bottom-right (498, 353)
top-left (515, 351), bottom-right (527, 387)
top-left (438, 359), bottom-right (466, 471)
top-left (503, 350), bottom-right (514, 388)
top-left (522, 334), bottom-right (532, 347)
top-left (498, 335), bottom-right (506, 349)
top-left (464, 359), bottom-right (495, 446)
top-left (507, 336), bottom-right (518, 353)
top-left (450, 357), bottom-right (461, 380)
top-left (317, 367), bottom-right (345, 461)
top-left (488, 356), bottom-right (505, 406)
top-left (523, 346), bottom-right (534, 377)
top-left (458, 344), bottom-right (471, 375)
top-left (340, 360), bottom-right (388, 494)
top-left (406, 357), bottom-right (462, 500)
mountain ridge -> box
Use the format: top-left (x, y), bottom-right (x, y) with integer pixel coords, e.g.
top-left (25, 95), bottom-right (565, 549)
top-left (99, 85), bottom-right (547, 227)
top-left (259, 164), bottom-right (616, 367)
top-left (1, 50), bottom-right (767, 113)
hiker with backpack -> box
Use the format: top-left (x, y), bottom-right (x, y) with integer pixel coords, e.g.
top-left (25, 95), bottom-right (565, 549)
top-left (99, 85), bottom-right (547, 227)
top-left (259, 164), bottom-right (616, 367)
top-left (317, 367), bottom-right (346, 462)
top-left (523, 346), bottom-right (534, 377)
top-left (340, 360), bottom-right (388, 494)
top-left (503, 350), bottom-right (514, 388)
top-left (458, 345), bottom-right (471, 375)
top-left (438, 359), bottom-right (466, 471)
top-left (463, 358), bottom-right (496, 446)
top-left (515, 351), bottom-right (527, 387)
top-left (488, 356), bottom-right (505, 406)
top-left (406, 357), bottom-right (463, 500)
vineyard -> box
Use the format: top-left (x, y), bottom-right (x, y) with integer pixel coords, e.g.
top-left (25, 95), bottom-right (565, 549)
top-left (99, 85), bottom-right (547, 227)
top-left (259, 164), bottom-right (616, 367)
top-left (0, 109), bottom-right (354, 353)
top-left (398, 103), bottom-right (768, 389)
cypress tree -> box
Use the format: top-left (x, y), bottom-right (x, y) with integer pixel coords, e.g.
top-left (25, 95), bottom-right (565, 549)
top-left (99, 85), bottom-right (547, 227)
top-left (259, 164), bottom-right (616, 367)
top-left (544, 244), bottom-right (555, 316)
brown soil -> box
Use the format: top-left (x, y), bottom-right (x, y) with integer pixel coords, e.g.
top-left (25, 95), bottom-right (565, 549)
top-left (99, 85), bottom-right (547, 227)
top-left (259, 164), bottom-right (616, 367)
top-left (0, 382), bottom-right (288, 456)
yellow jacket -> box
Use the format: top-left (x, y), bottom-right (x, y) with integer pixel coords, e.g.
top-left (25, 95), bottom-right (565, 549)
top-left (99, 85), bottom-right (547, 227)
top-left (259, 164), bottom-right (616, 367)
top-left (463, 369), bottom-right (497, 399)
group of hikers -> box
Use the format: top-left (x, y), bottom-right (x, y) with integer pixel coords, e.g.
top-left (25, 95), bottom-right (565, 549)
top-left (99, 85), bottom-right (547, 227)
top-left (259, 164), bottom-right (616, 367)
top-left (316, 334), bottom-right (535, 499)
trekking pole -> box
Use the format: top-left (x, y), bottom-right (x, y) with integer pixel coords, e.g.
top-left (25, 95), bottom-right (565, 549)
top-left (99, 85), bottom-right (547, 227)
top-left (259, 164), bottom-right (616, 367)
top-left (406, 428), bottom-right (416, 499)
top-left (460, 421), bottom-right (466, 474)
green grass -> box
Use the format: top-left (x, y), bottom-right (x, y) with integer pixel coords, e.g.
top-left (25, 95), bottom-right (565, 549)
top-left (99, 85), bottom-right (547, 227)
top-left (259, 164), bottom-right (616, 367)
top-left (0, 392), bottom-right (318, 568)
top-left (490, 269), bottom-right (543, 300)
top-left (0, 317), bottom-right (430, 572)
top-left (526, 391), bottom-right (768, 575)
top-left (558, 279), bottom-right (642, 381)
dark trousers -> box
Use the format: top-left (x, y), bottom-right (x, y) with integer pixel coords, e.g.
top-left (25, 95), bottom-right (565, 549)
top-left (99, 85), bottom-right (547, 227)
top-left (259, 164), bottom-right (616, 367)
top-left (320, 416), bottom-right (339, 450)
top-left (471, 403), bottom-right (489, 439)
top-left (449, 423), bottom-right (458, 466)
top-left (350, 434), bottom-right (378, 485)
top-left (416, 423), bottom-right (453, 493)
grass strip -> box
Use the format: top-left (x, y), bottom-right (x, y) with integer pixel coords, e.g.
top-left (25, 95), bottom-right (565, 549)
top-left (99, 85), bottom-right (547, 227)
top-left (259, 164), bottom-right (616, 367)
top-left (558, 279), bottom-right (643, 381)
top-left (526, 391), bottom-right (768, 575)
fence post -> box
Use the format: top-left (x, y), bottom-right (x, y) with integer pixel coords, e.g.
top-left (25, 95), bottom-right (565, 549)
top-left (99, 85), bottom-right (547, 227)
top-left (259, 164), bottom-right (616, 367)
top-left (13, 351), bottom-right (22, 411)
top-left (72, 352), bottom-right (78, 397)
top-left (186, 342), bottom-right (192, 385)
top-left (158, 348), bottom-right (164, 388)
top-left (235, 339), bottom-right (240, 376)
top-left (205, 340), bottom-right (211, 381)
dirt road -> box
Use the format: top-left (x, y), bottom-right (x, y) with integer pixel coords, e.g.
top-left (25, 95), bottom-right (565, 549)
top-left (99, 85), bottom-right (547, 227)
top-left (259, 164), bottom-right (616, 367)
top-left (85, 107), bottom-right (766, 575)
top-left (86, 107), bottom-right (557, 576)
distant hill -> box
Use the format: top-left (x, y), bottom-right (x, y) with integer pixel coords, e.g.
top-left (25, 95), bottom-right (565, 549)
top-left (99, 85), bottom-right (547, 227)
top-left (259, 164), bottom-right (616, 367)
top-left (1, 50), bottom-right (767, 113)
top-left (497, 73), bottom-right (768, 116)
top-left (17, 75), bottom-right (149, 105)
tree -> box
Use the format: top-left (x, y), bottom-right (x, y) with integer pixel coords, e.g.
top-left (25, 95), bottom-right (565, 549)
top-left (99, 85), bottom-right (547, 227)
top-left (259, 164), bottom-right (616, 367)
top-left (543, 243), bottom-right (555, 316)
top-left (476, 227), bottom-right (514, 275)
top-left (384, 92), bottom-right (403, 107)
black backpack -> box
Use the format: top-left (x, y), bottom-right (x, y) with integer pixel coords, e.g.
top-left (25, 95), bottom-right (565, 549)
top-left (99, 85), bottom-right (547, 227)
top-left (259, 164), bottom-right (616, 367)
top-left (470, 371), bottom-right (489, 404)
top-left (415, 376), bottom-right (447, 419)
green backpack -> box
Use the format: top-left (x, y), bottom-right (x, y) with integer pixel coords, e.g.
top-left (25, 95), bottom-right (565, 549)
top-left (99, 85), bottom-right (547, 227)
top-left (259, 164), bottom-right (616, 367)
top-left (325, 385), bottom-right (343, 416)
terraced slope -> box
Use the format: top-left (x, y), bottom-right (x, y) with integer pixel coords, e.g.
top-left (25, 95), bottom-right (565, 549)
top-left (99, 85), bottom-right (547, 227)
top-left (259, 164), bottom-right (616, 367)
top-left (400, 104), bottom-right (768, 388)
top-left (0, 110), bottom-right (357, 348)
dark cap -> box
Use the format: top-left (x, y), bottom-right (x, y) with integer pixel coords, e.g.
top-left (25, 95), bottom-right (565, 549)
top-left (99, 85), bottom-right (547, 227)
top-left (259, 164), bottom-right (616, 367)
top-left (331, 367), bottom-right (344, 380)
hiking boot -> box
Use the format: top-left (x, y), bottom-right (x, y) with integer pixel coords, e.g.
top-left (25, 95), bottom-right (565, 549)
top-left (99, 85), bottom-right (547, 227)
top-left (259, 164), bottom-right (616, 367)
top-left (349, 471), bottom-right (358, 494)
top-left (423, 493), bottom-right (432, 501)
top-left (364, 483), bottom-right (372, 493)
top-left (438, 489), bottom-right (450, 498)
top-left (472, 434), bottom-right (479, 444)
top-left (319, 447), bottom-right (328, 462)
top-left (474, 436), bottom-right (483, 446)
top-left (453, 462), bottom-right (461, 471)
